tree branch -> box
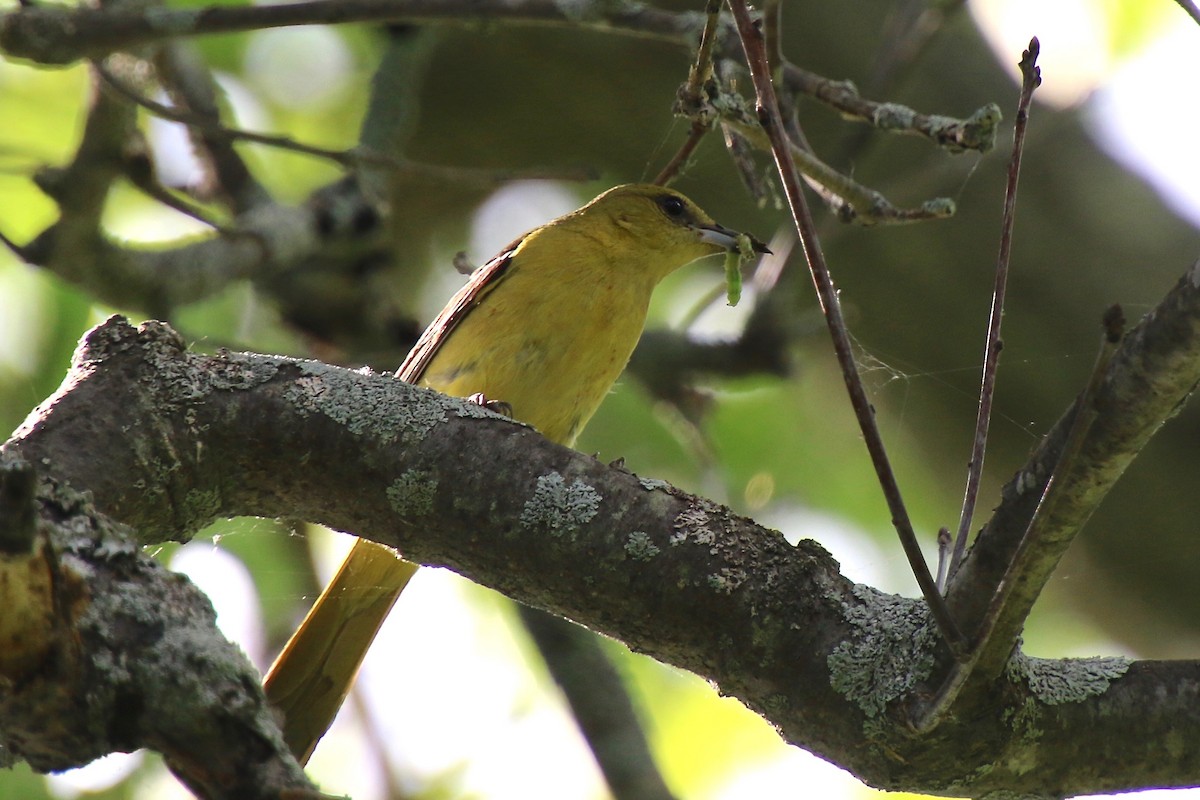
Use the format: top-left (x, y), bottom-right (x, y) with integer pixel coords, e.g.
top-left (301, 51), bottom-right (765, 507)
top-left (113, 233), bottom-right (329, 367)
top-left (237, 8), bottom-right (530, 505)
top-left (0, 0), bottom-right (998, 160)
top-left (5, 314), bottom-right (1200, 796)
top-left (0, 455), bottom-right (315, 799)
top-left (927, 257), bottom-right (1200, 726)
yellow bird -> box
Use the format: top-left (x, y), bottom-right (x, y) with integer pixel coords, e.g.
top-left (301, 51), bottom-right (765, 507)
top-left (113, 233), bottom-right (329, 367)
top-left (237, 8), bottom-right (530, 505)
top-left (263, 183), bottom-right (767, 763)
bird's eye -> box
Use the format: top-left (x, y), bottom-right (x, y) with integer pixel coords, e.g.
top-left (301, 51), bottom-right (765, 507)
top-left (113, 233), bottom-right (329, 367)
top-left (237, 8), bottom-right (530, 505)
top-left (658, 195), bottom-right (686, 218)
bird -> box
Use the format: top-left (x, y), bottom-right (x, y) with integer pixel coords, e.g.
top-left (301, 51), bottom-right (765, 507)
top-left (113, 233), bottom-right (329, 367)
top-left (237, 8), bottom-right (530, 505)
top-left (263, 183), bottom-right (768, 763)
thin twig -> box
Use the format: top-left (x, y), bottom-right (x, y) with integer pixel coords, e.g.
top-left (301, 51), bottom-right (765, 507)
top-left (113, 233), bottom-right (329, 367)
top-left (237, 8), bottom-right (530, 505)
top-left (95, 61), bottom-right (379, 167)
top-left (688, 0), bottom-right (722, 91)
top-left (973, 305), bottom-right (1124, 661)
top-left (123, 145), bottom-right (234, 232)
top-left (915, 304), bottom-right (1125, 733)
top-left (947, 37), bottom-right (1042, 583)
top-left (154, 42), bottom-right (269, 213)
top-left (934, 526), bottom-right (951, 589)
top-left (653, 124), bottom-right (708, 187)
top-left (726, 0), bottom-right (963, 652)
top-left (779, 65), bottom-right (1001, 154)
top-left (655, 0), bottom-right (722, 186)
top-left (98, 60), bottom-right (594, 190)
top-left (718, 111), bottom-right (957, 225)
top-left (1174, 0), bottom-right (1200, 27)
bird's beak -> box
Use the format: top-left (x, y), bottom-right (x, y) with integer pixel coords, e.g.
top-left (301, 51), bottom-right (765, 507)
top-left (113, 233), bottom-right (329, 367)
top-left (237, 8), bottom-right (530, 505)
top-left (698, 224), bottom-right (772, 255)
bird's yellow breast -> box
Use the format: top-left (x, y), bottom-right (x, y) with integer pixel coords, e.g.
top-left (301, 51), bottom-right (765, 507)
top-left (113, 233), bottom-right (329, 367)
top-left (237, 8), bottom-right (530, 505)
top-left (420, 226), bottom-right (660, 445)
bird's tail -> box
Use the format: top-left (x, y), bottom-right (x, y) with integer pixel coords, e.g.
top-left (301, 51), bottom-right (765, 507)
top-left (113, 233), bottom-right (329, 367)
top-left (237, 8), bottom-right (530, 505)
top-left (263, 539), bottom-right (418, 764)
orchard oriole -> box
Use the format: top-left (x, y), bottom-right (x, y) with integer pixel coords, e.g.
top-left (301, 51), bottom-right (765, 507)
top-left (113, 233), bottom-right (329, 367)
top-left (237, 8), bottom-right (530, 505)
top-left (264, 183), bottom-right (767, 762)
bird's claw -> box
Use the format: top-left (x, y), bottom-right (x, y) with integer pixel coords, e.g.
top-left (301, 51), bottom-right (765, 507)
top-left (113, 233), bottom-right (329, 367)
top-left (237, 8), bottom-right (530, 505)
top-left (467, 393), bottom-right (513, 418)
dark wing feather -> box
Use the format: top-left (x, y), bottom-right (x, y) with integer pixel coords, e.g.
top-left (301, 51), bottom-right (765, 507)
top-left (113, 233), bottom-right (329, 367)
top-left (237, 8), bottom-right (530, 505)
top-left (395, 245), bottom-right (519, 383)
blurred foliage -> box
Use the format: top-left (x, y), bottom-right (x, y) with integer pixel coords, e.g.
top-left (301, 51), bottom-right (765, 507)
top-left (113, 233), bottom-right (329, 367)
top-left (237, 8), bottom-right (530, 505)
top-left (1, 0), bottom-right (1199, 797)
top-left (1103, 0), bottom-right (1178, 55)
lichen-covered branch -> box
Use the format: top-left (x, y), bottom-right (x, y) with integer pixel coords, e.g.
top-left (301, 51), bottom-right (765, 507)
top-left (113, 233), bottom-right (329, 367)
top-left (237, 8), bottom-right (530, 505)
top-left (5, 315), bottom-right (1200, 797)
top-left (0, 455), bottom-right (315, 799)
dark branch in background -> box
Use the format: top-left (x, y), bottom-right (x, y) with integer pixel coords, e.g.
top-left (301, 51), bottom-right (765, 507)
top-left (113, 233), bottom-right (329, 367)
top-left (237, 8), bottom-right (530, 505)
top-left (96, 57), bottom-right (371, 174)
top-left (727, 0), bottom-right (963, 652)
top-left (7, 313), bottom-right (1200, 796)
top-left (154, 43), bottom-right (270, 212)
top-left (946, 37), bottom-right (1042, 584)
top-left (832, 0), bottom-right (969, 161)
top-left (518, 606), bottom-right (677, 800)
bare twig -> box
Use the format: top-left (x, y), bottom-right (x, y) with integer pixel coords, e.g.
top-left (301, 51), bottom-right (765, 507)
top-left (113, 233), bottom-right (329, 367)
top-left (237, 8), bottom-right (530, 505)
top-left (124, 157), bottom-right (230, 231)
top-left (972, 304), bottom-right (1124, 666)
top-left (712, 97), bottom-right (958, 225)
top-left (97, 58), bottom-right (593, 191)
top-left (934, 525), bottom-right (951, 589)
top-left (0, 0), bottom-right (694, 65)
top-left (154, 43), bottom-right (270, 213)
top-left (779, 65), bottom-right (1001, 154)
top-left (653, 125), bottom-right (707, 187)
top-left (655, 0), bottom-right (722, 186)
top-left (2, 0), bottom-right (998, 160)
top-left (688, 0), bottom-right (723, 92)
top-left (947, 37), bottom-right (1042, 583)
top-left (95, 60), bottom-right (387, 168)
top-left (1174, 0), bottom-right (1200, 27)
top-left (916, 304), bottom-right (1126, 732)
top-left (726, 0), bottom-right (963, 652)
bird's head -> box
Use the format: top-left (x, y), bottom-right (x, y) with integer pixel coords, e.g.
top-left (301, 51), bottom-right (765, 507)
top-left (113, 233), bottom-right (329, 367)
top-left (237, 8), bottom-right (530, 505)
top-left (575, 184), bottom-right (769, 280)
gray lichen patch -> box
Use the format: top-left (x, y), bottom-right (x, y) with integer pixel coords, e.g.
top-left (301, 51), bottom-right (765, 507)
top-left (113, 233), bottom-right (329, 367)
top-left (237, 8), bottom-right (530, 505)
top-left (519, 472), bottom-right (600, 539)
top-left (448, 395), bottom-right (507, 422)
top-left (670, 505), bottom-right (716, 547)
top-left (707, 567), bottom-right (747, 594)
top-left (147, 329), bottom-right (279, 411)
top-left (1006, 650), bottom-right (1131, 706)
top-left (387, 469), bottom-right (438, 518)
top-left (286, 366), bottom-right (446, 445)
top-left (828, 584), bottom-right (938, 718)
top-left (200, 357), bottom-right (282, 395)
top-left (624, 531), bottom-right (660, 561)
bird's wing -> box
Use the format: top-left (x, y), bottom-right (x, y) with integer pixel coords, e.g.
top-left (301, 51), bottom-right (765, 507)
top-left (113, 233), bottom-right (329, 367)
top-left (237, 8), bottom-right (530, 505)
top-left (395, 244), bottom-right (520, 383)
